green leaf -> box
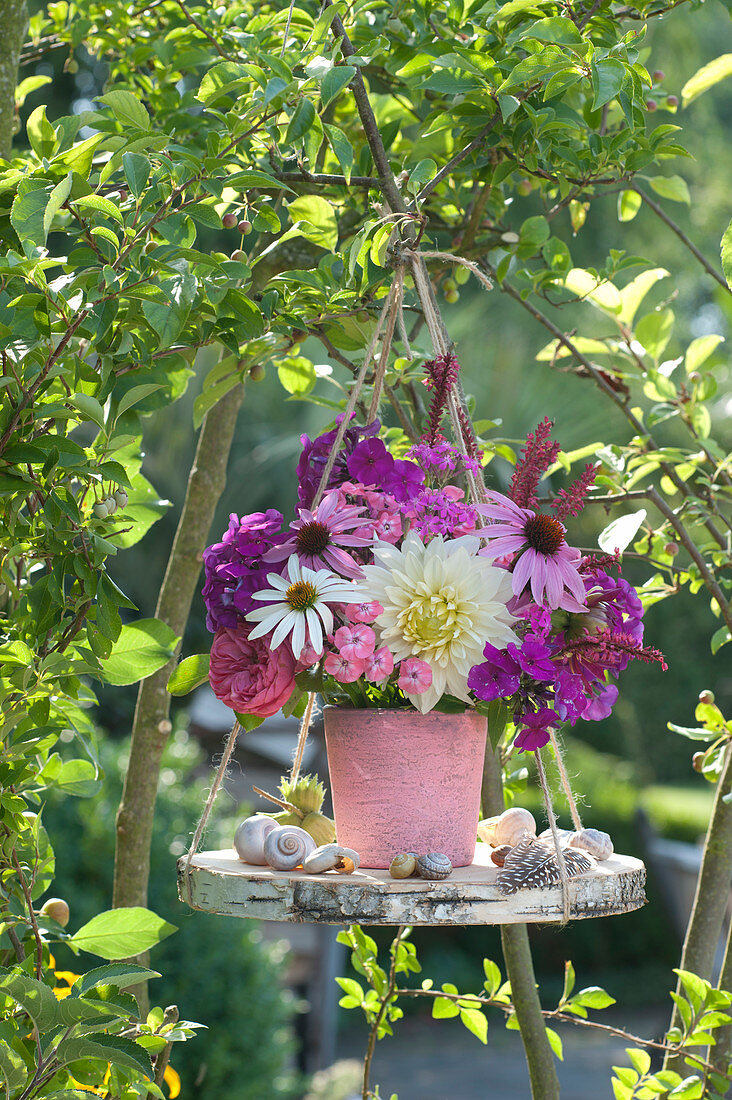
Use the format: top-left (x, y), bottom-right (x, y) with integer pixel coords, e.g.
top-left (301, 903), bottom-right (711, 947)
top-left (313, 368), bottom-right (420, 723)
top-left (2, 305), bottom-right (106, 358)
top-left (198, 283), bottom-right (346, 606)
top-left (54, 758), bottom-right (101, 797)
top-left (626, 1047), bottom-right (651, 1076)
top-left (324, 123), bottom-right (354, 183)
top-left (720, 219), bottom-right (732, 290)
top-left (75, 964), bottom-right (160, 995)
top-left (598, 509), bottom-right (646, 554)
top-left (69, 907), bottom-right (176, 960)
top-left (123, 151), bottom-right (151, 197)
top-left (321, 64), bottom-right (355, 107)
top-left (682, 53), bottom-right (732, 106)
top-left (432, 995), bottom-right (460, 1019)
top-left (460, 1008), bottom-right (488, 1043)
top-left (618, 268), bottom-right (669, 326)
top-left (711, 626), bottom-right (731, 655)
top-left (648, 175), bottom-right (690, 205)
top-left (0, 968), bottom-right (60, 1030)
top-left (10, 177), bottom-right (52, 246)
top-left (277, 355), bottom-right (317, 395)
top-left (43, 172), bottom-right (72, 240)
top-left (15, 74), bottom-right (52, 108)
top-left (98, 89), bottom-right (150, 130)
top-left (591, 59), bottom-right (626, 110)
top-left (58, 1033), bottom-right (152, 1075)
top-left (545, 1025), bottom-right (563, 1060)
top-left (70, 392), bottom-right (106, 431)
top-left (234, 712), bottom-right (266, 732)
top-left (116, 384), bottom-right (164, 419)
top-left (27, 104), bottom-right (56, 158)
top-left (287, 195), bottom-right (338, 251)
top-left (407, 158), bottom-right (437, 195)
top-left (167, 653), bottom-right (210, 696)
top-left (635, 308), bottom-right (674, 360)
top-left (142, 269), bottom-right (197, 350)
top-left (285, 98), bottom-right (316, 145)
top-left (685, 334), bottom-right (724, 373)
top-left (99, 617), bottom-right (179, 686)
top-left (618, 190), bottom-right (641, 222)
top-left (73, 193), bottom-right (124, 223)
top-left (575, 986), bottom-right (616, 1009)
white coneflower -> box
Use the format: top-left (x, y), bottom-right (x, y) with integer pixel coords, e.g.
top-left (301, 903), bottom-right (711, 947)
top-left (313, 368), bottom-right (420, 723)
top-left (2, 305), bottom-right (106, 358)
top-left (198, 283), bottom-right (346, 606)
top-left (247, 555), bottom-right (356, 660)
top-left (360, 532), bottom-right (518, 713)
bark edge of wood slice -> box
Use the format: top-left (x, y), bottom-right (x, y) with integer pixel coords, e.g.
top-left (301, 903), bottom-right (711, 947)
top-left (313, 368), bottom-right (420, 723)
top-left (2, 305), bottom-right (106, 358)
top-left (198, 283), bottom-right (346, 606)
top-left (177, 843), bottom-right (646, 925)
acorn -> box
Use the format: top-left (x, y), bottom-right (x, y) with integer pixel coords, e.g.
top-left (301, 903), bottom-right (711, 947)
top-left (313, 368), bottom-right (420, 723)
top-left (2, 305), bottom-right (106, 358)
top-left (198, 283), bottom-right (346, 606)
top-left (301, 811), bottom-right (336, 846)
top-left (40, 898), bottom-right (70, 927)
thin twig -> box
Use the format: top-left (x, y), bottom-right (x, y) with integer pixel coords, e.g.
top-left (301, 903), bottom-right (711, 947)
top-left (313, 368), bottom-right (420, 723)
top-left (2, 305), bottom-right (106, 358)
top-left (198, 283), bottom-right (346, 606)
top-left (362, 926), bottom-right (406, 1100)
top-left (171, 0), bottom-right (233, 58)
top-left (415, 113), bottom-right (502, 205)
top-left (630, 186), bottom-right (730, 294)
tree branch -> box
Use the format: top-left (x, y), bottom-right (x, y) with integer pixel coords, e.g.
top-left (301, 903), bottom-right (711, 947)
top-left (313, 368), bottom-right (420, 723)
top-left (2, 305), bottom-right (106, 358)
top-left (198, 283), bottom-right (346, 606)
top-left (630, 186), bottom-right (731, 294)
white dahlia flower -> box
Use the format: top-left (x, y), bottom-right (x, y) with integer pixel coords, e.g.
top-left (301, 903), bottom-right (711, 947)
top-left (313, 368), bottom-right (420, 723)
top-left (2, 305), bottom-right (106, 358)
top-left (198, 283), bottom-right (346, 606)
top-left (360, 532), bottom-right (518, 713)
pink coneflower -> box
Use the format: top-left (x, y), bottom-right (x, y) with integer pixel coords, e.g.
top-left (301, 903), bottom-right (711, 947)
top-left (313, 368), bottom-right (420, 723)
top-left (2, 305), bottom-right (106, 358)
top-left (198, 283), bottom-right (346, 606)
top-left (334, 624), bottom-right (375, 661)
top-left (397, 657), bottom-right (433, 695)
top-left (324, 651), bottom-right (365, 683)
top-left (264, 491), bottom-right (368, 580)
top-left (364, 646), bottom-right (394, 683)
top-left (477, 491), bottom-right (587, 613)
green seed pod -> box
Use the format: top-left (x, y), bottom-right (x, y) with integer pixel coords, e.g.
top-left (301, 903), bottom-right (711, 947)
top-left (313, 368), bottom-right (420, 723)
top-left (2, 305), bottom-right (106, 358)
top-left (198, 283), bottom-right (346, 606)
top-left (301, 812), bottom-right (336, 846)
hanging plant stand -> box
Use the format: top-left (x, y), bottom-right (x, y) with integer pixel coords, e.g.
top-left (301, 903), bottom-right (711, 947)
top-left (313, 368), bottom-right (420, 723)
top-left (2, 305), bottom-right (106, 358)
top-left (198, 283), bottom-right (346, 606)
top-left (178, 843), bottom-right (645, 926)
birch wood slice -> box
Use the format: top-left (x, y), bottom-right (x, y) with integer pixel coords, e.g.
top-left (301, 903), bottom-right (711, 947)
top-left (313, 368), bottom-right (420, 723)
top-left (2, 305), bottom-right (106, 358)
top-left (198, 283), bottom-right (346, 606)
top-left (178, 843), bottom-right (645, 925)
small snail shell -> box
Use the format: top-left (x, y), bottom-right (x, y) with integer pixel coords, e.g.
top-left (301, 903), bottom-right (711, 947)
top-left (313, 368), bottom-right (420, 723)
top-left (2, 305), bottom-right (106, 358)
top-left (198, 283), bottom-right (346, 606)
top-left (302, 844), bottom-right (360, 874)
top-left (234, 815), bottom-right (277, 865)
top-left (477, 816), bottom-right (500, 846)
top-left (493, 808), bottom-right (537, 848)
top-left (416, 853), bottom-right (452, 880)
top-left (568, 828), bottom-right (613, 861)
top-left (263, 825), bottom-right (316, 870)
top-left (490, 844), bottom-right (512, 868)
top-left (389, 853), bottom-right (417, 879)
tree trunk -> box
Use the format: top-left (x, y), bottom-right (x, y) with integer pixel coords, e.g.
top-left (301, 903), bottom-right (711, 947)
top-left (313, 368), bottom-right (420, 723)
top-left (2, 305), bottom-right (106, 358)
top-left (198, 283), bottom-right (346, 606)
top-left (664, 744), bottom-right (732, 1073)
top-left (482, 743), bottom-right (561, 1100)
top-left (113, 383), bottom-right (244, 933)
top-left (0, 0), bottom-right (27, 160)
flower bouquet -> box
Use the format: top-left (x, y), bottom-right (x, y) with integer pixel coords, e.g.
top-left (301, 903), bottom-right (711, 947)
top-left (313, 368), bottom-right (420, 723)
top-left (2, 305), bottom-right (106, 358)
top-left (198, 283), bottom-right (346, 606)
top-left (201, 354), bottom-right (665, 867)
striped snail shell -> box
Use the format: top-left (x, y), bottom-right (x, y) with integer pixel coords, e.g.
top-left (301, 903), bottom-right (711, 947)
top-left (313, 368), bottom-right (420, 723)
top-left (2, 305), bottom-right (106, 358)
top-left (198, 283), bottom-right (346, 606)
top-left (263, 825), bottom-right (316, 871)
top-left (490, 844), bottom-right (513, 868)
top-left (568, 828), bottom-right (613, 861)
top-left (234, 815), bottom-right (277, 865)
top-left (415, 853), bottom-right (453, 881)
top-left (493, 808), bottom-right (537, 848)
top-left (389, 853), bottom-right (417, 879)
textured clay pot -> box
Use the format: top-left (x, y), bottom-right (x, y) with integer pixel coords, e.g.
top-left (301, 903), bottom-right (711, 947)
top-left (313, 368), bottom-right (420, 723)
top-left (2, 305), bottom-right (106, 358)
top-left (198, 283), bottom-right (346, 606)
top-left (324, 707), bottom-right (487, 869)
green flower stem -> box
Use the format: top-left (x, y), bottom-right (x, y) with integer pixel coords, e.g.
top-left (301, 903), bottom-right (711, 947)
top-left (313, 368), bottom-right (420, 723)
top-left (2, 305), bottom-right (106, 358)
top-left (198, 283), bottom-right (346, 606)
top-left (482, 739), bottom-right (561, 1100)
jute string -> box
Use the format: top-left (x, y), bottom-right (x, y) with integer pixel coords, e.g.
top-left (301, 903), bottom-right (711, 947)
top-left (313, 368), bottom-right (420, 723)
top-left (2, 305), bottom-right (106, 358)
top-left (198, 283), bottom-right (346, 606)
top-left (548, 729), bottom-right (583, 832)
top-left (535, 747), bottom-right (572, 924)
top-left (182, 719), bottom-right (241, 903)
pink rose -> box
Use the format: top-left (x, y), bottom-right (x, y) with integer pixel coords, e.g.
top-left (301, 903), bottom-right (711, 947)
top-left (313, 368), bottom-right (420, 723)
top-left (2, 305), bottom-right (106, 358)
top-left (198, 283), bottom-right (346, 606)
top-left (209, 625), bottom-right (297, 717)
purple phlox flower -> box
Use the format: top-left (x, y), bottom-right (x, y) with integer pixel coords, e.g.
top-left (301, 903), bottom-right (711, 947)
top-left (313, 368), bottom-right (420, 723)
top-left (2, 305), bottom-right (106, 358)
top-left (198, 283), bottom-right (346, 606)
top-left (346, 437), bottom-right (395, 488)
top-left (264, 490), bottom-right (368, 580)
top-left (477, 490), bottom-right (587, 613)
top-left (297, 416), bottom-right (380, 508)
top-left (514, 708), bottom-right (560, 752)
top-left (581, 681), bottom-right (619, 721)
top-left (467, 644), bottom-right (522, 701)
top-left (509, 417), bottom-right (561, 509)
top-left (551, 463), bottom-right (598, 521)
top-left (383, 457), bottom-right (425, 503)
top-left (405, 486), bottom-right (478, 540)
top-left (407, 436), bottom-right (481, 483)
top-left (551, 669), bottom-right (587, 722)
top-left (507, 635), bottom-right (555, 680)
top-left (202, 509), bottom-right (285, 632)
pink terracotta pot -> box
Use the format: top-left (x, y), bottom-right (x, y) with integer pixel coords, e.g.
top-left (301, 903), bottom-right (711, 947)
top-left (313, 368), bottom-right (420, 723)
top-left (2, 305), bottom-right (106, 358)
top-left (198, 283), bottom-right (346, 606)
top-left (324, 707), bottom-right (487, 869)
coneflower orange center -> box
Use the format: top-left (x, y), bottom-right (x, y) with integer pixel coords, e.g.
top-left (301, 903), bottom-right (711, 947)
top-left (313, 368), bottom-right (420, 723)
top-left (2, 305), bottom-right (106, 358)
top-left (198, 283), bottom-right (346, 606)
top-left (296, 521), bottom-right (330, 555)
top-left (523, 513), bottom-right (564, 556)
top-left (285, 580), bottom-right (318, 610)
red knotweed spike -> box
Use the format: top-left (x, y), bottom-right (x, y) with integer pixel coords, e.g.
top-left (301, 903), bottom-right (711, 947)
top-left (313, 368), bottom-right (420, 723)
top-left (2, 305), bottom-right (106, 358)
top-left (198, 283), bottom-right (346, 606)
top-left (552, 463), bottom-right (599, 521)
top-left (509, 417), bottom-right (561, 509)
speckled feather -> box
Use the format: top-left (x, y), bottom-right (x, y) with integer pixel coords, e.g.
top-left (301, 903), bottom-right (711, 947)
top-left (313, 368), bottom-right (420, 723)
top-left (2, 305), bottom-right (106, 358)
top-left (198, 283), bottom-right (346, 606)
top-left (496, 835), bottom-right (594, 895)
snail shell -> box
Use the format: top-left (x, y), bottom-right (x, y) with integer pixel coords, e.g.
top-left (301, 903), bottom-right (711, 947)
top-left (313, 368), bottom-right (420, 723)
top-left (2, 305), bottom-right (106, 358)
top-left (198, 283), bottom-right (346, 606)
top-left (416, 853), bottom-right (453, 880)
top-left (234, 815), bottom-right (277, 865)
top-left (568, 828), bottom-right (613, 861)
top-left (302, 844), bottom-right (360, 874)
top-left (493, 808), bottom-right (537, 848)
top-left (389, 853), bottom-right (417, 879)
top-left (539, 827), bottom-right (574, 846)
top-left (263, 825), bottom-right (316, 870)
top-left (490, 844), bottom-right (513, 868)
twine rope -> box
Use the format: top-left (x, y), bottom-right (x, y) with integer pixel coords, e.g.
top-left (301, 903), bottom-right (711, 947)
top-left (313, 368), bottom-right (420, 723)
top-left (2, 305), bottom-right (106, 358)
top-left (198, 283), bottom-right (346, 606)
top-left (548, 728), bottom-right (583, 832)
top-left (535, 747), bottom-right (571, 924)
top-left (367, 265), bottom-right (404, 423)
top-left (290, 690), bottom-right (316, 787)
top-left (183, 719), bottom-right (242, 903)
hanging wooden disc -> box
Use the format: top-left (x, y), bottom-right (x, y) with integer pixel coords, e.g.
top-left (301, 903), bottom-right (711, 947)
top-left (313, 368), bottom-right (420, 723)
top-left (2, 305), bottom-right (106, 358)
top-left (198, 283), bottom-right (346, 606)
top-left (178, 843), bottom-right (645, 926)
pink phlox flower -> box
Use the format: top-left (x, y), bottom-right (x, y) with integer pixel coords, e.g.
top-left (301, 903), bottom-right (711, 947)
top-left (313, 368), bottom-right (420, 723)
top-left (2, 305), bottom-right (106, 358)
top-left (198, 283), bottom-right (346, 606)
top-left (345, 601), bottom-right (384, 624)
top-left (298, 643), bottom-right (321, 668)
top-left (323, 651), bottom-right (365, 683)
top-left (509, 417), bottom-right (561, 509)
top-left (364, 646), bottom-right (394, 684)
top-left (334, 624), bottom-right (376, 661)
top-left (397, 657), bottom-right (433, 695)
top-left (264, 490), bottom-right (368, 580)
top-left (373, 511), bottom-right (402, 543)
top-left (551, 462), bottom-right (598, 520)
top-left (477, 490), bottom-right (587, 613)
